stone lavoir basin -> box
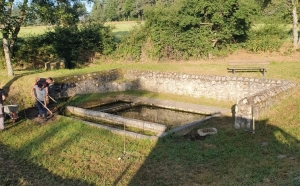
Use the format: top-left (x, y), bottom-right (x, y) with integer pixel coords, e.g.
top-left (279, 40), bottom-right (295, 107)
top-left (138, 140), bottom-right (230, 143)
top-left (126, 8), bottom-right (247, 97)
top-left (53, 69), bottom-right (296, 139)
top-left (65, 95), bottom-right (230, 140)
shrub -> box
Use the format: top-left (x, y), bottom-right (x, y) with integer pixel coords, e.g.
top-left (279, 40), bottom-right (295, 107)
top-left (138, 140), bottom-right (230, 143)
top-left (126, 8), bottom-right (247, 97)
top-left (113, 25), bottom-right (147, 61)
top-left (113, 0), bottom-right (258, 61)
top-left (245, 24), bottom-right (287, 52)
top-left (13, 24), bottom-right (115, 69)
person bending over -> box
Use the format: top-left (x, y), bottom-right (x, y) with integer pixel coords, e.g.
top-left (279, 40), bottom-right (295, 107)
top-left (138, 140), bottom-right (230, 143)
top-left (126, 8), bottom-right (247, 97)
top-left (32, 83), bottom-right (48, 121)
top-left (32, 77), bottom-right (53, 95)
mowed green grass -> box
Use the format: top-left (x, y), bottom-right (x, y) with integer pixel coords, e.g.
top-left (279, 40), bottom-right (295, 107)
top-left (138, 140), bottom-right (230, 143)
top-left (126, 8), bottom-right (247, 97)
top-left (1, 60), bottom-right (300, 185)
top-left (104, 21), bottom-right (142, 32)
top-left (0, 24), bottom-right (300, 185)
top-left (18, 25), bottom-right (53, 37)
top-left (18, 21), bottom-right (140, 38)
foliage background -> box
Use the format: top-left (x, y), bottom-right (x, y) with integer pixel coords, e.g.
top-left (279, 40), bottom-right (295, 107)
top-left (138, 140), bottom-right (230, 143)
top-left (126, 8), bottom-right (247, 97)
top-left (1, 0), bottom-right (299, 69)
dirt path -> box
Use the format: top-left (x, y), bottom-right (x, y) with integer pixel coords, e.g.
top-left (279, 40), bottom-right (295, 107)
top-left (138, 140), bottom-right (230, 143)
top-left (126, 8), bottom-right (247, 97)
top-left (20, 102), bottom-right (59, 124)
top-left (182, 49), bottom-right (300, 64)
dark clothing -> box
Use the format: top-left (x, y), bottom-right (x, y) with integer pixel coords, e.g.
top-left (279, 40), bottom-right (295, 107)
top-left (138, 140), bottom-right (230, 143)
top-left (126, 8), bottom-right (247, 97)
top-left (36, 78), bottom-right (50, 88)
top-left (0, 89), bottom-right (4, 104)
top-left (0, 89), bottom-right (5, 129)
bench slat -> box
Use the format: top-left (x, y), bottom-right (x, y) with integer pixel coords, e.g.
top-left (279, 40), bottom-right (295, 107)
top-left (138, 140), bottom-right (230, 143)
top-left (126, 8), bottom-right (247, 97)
top-left (227, 67), bottom-right (265, 70)
top-left (227, 62), bottom-right (269, 76)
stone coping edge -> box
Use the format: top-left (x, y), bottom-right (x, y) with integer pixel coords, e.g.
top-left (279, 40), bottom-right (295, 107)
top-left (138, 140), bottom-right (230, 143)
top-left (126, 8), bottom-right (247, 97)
top-left (68, 117), bottom-right (159, 140)
top-left (66, 106), bottom-right (167, 134)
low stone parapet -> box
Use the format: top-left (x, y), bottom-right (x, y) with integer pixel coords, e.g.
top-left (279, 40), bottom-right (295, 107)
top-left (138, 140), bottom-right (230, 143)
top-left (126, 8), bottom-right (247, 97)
top-left (65, 106), bottom-right (167, 135)
top-left (45, 58), bottom-right (66, 70)
top-left (234, 82), bottom-right (297, 129)
top-left (50, 69), bottom-right (297, 131)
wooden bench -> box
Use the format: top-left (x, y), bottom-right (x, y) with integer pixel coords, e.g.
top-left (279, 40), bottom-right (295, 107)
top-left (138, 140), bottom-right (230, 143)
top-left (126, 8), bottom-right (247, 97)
top-left (227, 62), bottom-right (269, 76)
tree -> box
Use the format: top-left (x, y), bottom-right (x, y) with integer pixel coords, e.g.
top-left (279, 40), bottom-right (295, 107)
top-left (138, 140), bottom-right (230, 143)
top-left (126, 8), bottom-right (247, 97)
top-left (90, 0), bottom-right (157, 22)
top-left (124, 0), bottom-right (135, 20)
top-left (104, 0), bottom-right (119, 21)
top-left (0, 0), bottom-right (28, 76)
top-left (0, 0), bottom-right (87, 76)
top-left (292, 0), bottom-right (299, 47)
top-left (90, 0), bottom-right (106, 22)
top-left (141, 0), bottom-right (259, 60)
top-left (130, 0), bottom-right (156, 21)
top-left (257, 0), bottom-right (299, 48)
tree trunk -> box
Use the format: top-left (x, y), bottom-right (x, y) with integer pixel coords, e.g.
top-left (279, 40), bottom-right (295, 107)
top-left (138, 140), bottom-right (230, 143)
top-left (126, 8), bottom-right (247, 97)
top-left (2, 34), bottom-right (14, 77)
top-left (292, 0), bottom-right (299, 48)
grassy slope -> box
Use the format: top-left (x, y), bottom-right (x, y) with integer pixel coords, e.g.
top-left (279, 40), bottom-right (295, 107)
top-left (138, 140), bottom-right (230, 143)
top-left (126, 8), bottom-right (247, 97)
top-left (0, 23), bottom-right (300, 185)
top-left (0, 59), bottom-right (299, 186)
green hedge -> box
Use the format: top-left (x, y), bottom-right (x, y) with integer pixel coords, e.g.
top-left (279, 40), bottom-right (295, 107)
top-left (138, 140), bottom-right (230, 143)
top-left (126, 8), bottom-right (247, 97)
top-left (245, 24), bottom-right (287, 52)
top-left (13, 24), bottom-right (115, 69)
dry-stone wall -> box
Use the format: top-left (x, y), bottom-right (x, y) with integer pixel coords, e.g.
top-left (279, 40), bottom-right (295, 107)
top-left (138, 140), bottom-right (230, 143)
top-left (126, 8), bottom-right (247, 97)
top-left (234, 82), bottom-right (297, 129)
top-left (51, 69), bottom-right (133, 98)
top-left (51, 69), bottom-right (297, 130)
top-left (123, 70), bottom-right (288, 102)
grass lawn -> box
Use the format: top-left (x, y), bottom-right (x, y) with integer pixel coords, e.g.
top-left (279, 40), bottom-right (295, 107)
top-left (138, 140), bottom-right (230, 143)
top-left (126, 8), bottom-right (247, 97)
top-left (0, 22), bottom-right (300, 185)
top-left (18, 21), bottom-right (140, 39)
top-left (0, 58), bottom-right (300, 185)
top-left (18, 26), bottom-right (54, 37)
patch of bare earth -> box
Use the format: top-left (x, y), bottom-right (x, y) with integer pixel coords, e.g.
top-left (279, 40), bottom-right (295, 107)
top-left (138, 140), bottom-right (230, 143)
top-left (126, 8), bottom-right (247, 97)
top-left (216, 49), bottom-right (300, 63)
top-left (23, 102), bottom-right (59, 124)
top-left (204, 51), bottom-right (298, 64)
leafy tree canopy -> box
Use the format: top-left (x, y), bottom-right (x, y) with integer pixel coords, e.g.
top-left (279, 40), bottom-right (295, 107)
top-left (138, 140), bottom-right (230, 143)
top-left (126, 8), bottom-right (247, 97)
top-left (0, 0), bottom-right (90, 76)
top-left (140, 0), bottom-right (260, 59)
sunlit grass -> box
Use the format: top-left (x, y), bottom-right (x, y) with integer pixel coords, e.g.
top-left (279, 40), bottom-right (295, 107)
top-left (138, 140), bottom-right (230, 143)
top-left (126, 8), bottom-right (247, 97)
top-left (18, 21), bottom-right (140, 38)
top-left (1, 116), bottom-right (155, 185)
top-left (1, 59), bottom-right (300, 185)
top-left (104, 21), bottom-right (142, 32)
top-left (18, 25), bottom-right (54, 37)
top-left (0, 23), bottom-right (300, 185)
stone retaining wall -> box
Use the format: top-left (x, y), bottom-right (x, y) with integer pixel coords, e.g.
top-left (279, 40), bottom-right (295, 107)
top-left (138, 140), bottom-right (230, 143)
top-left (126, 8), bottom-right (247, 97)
top-left (234, 82), bottom-right (297, 129)
top-left (51, 69), bottom-right (128, 98)
top-left (51, 69), bottom-right (297, 130)
top-left (45, 58), bottom-right (66, 70)
top-left (123, 70), bottom-right (289, 101)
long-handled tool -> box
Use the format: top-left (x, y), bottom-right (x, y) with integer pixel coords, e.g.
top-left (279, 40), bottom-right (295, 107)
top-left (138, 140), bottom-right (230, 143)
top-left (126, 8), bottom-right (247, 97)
top-left (118, 122), bottom-right (126, 161)
top-left (34, 97), bottom-right (53, 115)
top-left (47, 95), bottom-right (57, 103)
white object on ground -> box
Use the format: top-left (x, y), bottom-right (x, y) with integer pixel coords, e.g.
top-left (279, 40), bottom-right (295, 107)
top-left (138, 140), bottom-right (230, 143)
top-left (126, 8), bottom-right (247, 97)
top-left (197, 128), bottom-right (218, 136)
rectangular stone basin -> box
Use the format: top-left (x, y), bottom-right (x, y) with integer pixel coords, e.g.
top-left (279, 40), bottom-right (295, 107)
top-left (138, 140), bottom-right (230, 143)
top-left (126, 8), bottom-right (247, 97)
top-left (65, 95), bottom-right (231, 140)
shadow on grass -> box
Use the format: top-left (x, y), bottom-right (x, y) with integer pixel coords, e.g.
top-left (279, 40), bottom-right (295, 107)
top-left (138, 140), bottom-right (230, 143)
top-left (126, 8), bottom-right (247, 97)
top-left (55, 91), bottom-right (300, 185)
top-left (0, 143), bottom-right (95, 186)
top-left (0, 118), bottom-right (95, 186)
top-left (2, 72), bottom-right (33, 95)
top-left (1, 106), bottom-right (299, 185)
top-left (113, 31), bottom-right (130, 42)
top-left (128, 116), bottom-right (300, 185)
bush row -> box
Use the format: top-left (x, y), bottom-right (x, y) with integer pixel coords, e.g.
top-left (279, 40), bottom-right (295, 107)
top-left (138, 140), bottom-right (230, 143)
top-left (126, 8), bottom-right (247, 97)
top-left (1, 24), bottom-right (115, 69)
top-left (0, 22), bottom-right (291, 69)
top-left (113, 0), bottom-right (290, 61)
